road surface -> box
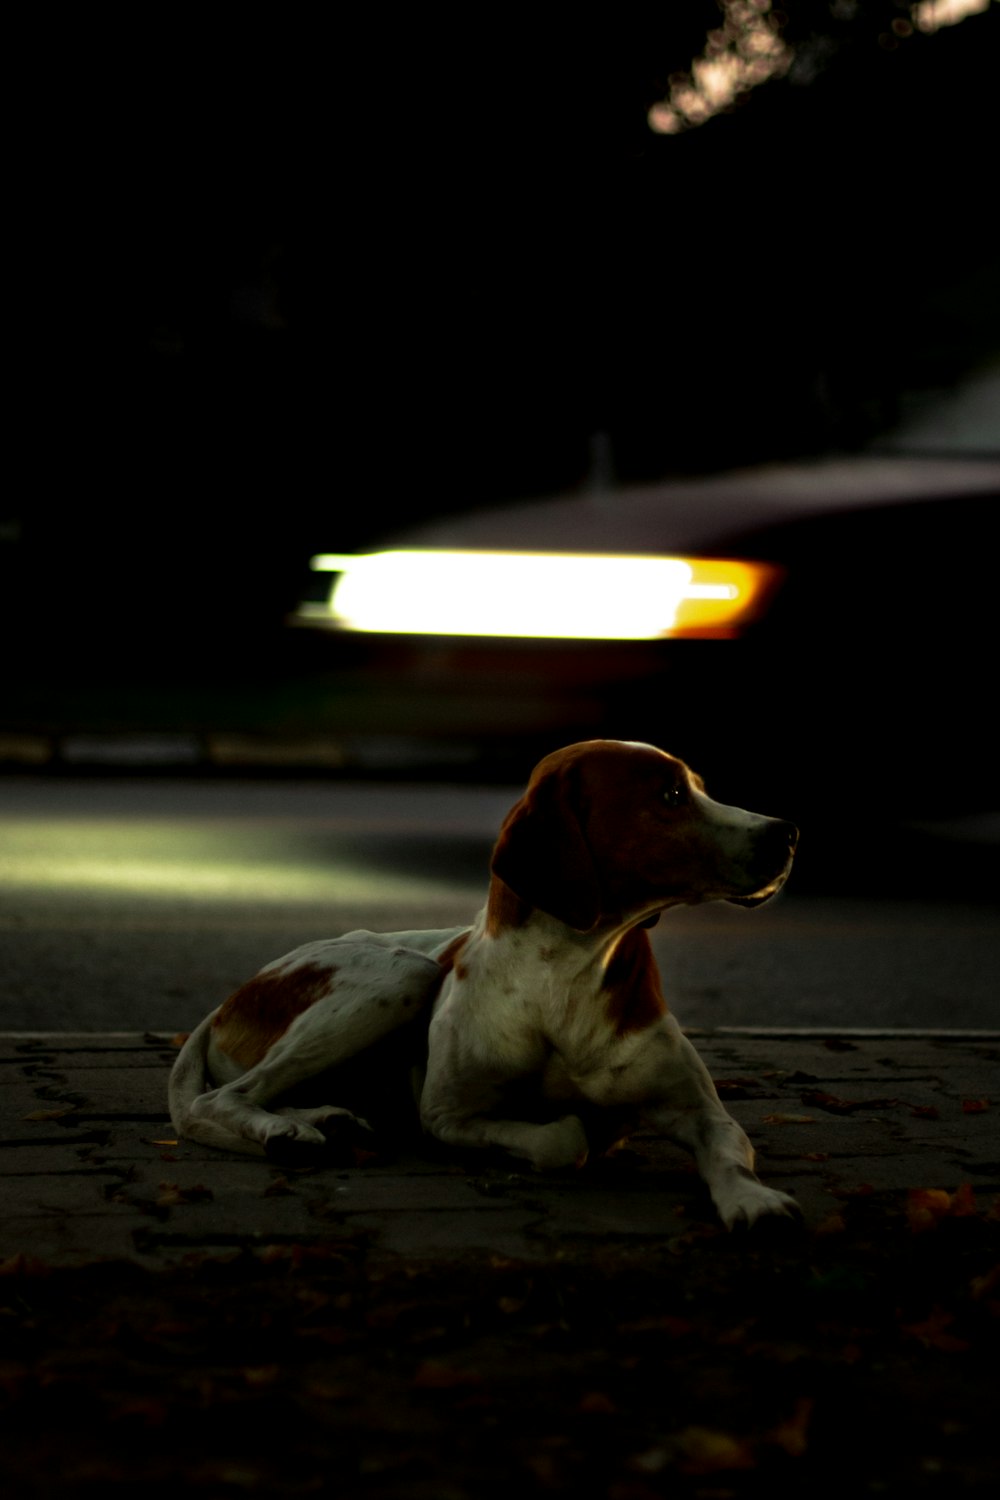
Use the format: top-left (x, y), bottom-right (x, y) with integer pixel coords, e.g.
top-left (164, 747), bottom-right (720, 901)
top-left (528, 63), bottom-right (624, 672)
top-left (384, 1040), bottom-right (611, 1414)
top-left (1, 776), bottom-right (997, 1032)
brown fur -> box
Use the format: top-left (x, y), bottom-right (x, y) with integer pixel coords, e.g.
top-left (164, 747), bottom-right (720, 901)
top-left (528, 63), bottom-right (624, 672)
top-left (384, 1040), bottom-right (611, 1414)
top-left (484, 875), bottom-right (533, 938)
top-left (601, 928), bottom-right (668, 1036)
top-left (212, 962), bottom-right (336, 1069)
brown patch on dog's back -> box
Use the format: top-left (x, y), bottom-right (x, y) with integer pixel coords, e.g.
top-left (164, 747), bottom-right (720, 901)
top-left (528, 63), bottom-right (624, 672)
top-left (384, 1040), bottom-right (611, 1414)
top-left (602, 928), bottom-right (667, 1037)
top-left (212, 962), bottom-right (336, 1069)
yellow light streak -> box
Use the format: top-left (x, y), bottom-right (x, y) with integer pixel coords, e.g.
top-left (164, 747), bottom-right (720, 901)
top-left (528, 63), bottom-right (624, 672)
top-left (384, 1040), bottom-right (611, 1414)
top-left (309, 551), bottom-right (779, 639)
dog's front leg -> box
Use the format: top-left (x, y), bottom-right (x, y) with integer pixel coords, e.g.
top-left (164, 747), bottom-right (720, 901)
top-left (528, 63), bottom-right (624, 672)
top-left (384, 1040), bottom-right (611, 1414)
top-left (644, 1030), bottom-right (799, 1229)
top-left (422, 1087), bottom-right (590, 1170)
top-left (420, 1010), bottom-right (588, 1170)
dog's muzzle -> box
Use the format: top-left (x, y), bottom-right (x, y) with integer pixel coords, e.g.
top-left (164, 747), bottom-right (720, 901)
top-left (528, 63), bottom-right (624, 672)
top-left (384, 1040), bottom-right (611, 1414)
top-left (728, 818), bottom-right (799, 907)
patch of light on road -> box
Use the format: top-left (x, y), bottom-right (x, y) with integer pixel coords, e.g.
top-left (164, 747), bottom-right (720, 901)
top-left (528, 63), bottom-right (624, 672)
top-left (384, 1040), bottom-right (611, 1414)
top-left (0, 822), bottom-right (474, 907)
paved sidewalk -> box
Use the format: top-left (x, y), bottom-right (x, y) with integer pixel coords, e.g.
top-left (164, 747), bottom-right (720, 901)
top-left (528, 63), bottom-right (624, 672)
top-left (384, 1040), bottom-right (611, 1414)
top-left (2, 1030), bottom-right (997, 1268)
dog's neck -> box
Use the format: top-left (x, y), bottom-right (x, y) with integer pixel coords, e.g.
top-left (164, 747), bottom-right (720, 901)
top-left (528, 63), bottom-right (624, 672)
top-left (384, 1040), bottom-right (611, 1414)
top-left (484, 875), bottom-right (534, 938)
top-left (479, 876), bottom-right (669, 1037)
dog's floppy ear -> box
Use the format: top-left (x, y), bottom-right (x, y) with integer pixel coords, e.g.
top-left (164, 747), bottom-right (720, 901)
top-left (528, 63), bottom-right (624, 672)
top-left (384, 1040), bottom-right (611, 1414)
top-left (490, 759), bottom-right (601, 931)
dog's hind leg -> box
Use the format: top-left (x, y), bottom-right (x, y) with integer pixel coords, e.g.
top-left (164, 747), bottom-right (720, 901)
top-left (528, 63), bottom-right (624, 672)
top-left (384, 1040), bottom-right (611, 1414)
top-left (184, 1021), bottom-right (377, 1159)
top-left (167, 1010), bottom-right (254, 1154)
top-left (174, 941), bottom-right (448, 1158)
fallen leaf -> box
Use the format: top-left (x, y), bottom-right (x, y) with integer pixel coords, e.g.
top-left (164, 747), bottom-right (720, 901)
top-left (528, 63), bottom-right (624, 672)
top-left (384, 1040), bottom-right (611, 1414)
top-left (627, 1446), bottom-right (670, 1475)
top-left (21, 1107), bottom-right (76, 1122)
top-left (801, 1089), bottom-right (898, 1115)
top-left (618, 1314), bottom-right (695, 1337)
top-left (948, 1182), bottom-right (978, 1215)
top-left (768, 1397), bottom-right (814, 1456)
top-left (808, 1265), bottom-right (870, 1295)
top-left (713, 1078), bottom-right (759, 1098)
top-left (109, 1395), bottom-right (169, 1427)
top-left (263, 1176), bottom-right (294, 1197)
top-left (901, 1307), bottom-right (971, 1353)
top-left (579, 1391), bottom-right (617, 1414)
top-left (180, 1248), bottom-right (242, 1269)
top-left (256, 1243), bottom-right (301, 1266)
top-left (762, 1114), bottom-right (816, 1125)
top-left (667, 1224), bottom-right (723, 1253)
top-left (156, 1182), bottom-right (214, 1208)
top-left (962, 1098), bottom-right (991, 1114)
top-left (525, 1452), bottom-right (563, 1486)
top-left (674, 1426), bottom-right (756, 1474)
top-left (0, 1363), bottom-right (30, 1398)
top-left (0, 1253), bottom-right (50, 1278)
top-left (906, 1184), bottom-right (977, 1232)
top-left (909, 1105), bottom-right (940, 1120)
top-left (800, 1090), bottom-right (859, 1113)
top-left (255, 1242), bottom-right (354, 1270)
top-left (304, 1380), bottom-right (355, 1403)
top-left (412, 1360), bottom-right (483, 1390)
top-left (906, 1189), bottom-right (952, 1231)
top-left (970, 1264), bottom-right (1000, 1302)
top-left (716, 1321), bottom-right (755, 1346)
top-left (296, 1325), bottom-right (349, 1347)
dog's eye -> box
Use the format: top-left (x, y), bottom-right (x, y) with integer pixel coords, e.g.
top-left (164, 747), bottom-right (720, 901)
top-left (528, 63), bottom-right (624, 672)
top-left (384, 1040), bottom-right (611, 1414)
top-left (663, 785), bottom-right (685, 808)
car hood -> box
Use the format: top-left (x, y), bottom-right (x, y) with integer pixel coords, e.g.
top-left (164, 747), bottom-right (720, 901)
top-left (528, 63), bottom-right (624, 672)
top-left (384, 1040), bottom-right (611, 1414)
top-left (378, 455), bottom-right (1000, 557)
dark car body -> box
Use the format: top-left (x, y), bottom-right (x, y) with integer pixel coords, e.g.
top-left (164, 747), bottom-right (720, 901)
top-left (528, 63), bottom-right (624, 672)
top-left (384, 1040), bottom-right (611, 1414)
top-left (294, 455), bottom-right (999, 845)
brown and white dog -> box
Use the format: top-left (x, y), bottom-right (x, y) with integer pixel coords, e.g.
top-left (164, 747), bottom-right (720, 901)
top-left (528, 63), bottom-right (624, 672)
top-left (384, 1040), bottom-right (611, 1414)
top-left (169, 740), bottom-right (799, 1228)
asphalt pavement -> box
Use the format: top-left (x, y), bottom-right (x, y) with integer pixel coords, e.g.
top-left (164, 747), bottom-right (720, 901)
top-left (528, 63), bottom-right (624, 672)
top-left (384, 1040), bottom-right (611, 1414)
top-left (2, 774), bottom-right (999, 1032)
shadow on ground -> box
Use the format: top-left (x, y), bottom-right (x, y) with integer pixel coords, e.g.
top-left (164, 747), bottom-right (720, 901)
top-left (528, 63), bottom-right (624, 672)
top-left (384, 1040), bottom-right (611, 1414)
top-left (2, 1196), bottom-right (998, 1499)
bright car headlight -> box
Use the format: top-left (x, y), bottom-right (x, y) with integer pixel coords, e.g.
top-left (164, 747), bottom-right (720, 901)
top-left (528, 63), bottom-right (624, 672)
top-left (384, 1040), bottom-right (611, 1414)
top-left (304, 550), bottom-right (781, 640)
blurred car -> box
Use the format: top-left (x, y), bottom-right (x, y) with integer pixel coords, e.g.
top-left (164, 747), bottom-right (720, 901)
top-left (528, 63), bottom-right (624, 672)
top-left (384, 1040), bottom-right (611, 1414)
top-left (292, 453), bottom-right (1000, 837)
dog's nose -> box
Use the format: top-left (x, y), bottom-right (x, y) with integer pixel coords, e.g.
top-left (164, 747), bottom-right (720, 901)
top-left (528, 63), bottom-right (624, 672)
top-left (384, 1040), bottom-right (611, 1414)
top-left (763, 818), bottom-right (798, 860)
top-left (778, 820), bottom-right (799, 852)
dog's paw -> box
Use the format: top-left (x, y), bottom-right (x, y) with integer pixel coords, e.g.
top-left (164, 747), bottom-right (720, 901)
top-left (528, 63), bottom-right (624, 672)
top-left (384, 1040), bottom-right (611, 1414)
top-left (264, 1108), bottom-right (375, 1168)
top-left (713, 1171), bottom-right (801, 1232)
top-left (316, 1108), bottom-right (379, 1165)
top-left (527, 1114), bottom-right (590, 1172)
top-left (263, 1120), bottom-right (325, 1166)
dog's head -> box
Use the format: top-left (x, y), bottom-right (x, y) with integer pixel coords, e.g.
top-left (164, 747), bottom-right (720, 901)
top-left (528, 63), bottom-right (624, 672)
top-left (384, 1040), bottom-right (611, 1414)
top-left (490, 740), bottom-right (798, 932)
